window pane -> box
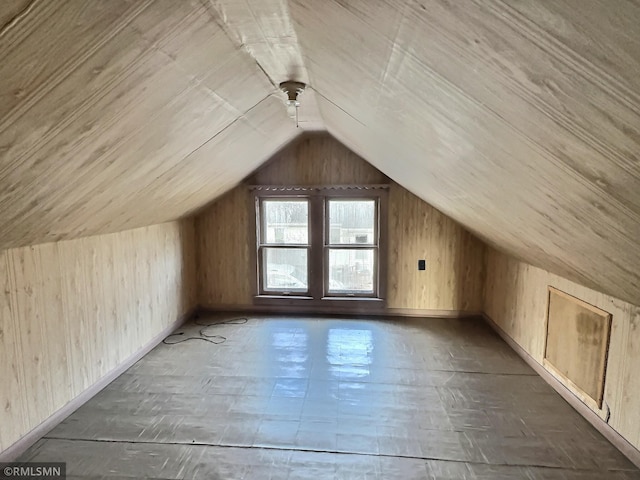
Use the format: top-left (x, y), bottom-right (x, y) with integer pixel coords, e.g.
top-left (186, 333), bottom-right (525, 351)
top-left (263, 248), bottom-right (308, 291)
top-left (263, 200), bottom-right (308, 244)
top-left (328, 249), bottom-right (374, 293)
top-left (328, 200), bottom-right (375, 245)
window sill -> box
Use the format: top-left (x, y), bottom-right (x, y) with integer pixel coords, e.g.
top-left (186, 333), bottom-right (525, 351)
top-left (254, 295), bottom-right (383, 302)
top-left (253, 294), bottom-right (386, 314)
top-left (321, 296), bottom-right (383, 302)
top-left (255, 295), bottom-right (313, 301)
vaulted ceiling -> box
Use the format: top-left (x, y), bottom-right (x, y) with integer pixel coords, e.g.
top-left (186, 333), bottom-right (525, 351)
top-left (1, 0), bottom-right (639, 306)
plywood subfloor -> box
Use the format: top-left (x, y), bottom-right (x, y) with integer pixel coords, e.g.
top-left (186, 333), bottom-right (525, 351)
top-left (20, 314), bottom-right (640, 479)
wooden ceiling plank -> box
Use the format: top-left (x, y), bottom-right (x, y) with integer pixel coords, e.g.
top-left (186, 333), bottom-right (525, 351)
top-left (0, 0), bottom-right (56, 56)
top-left (130, 101), bottom-right (299, 224)
top-left (0, 27), bottom-right (176, 179)
top-left (378, 49), bottom-right (640, 226)
top-left (0, 0), bottom-right (281, 247)
top-left (149, 2), bottom-right (272, 114)
top-left (0, 93), bottom-right (234, 247)
top-left (293, 0), bottom-right (640, 305)
top-left (302, 0), bottom-right (640, 206)
top-left (59, 100), bottom-right (297, 238)
top-left (313, 57), bottom-right (640, 304)
top-left (0, 50), bottom-right (198, 214)
top-left (0, 1), bottom-right (213, 178)
top-left (497, 0), bottom-right (640, 101)
top-left (401, 0), bottom-right (640, 207)
top-left (0, 0), bottom-right (154, 131)
top-left (11, 95), bottom-right (234, 233)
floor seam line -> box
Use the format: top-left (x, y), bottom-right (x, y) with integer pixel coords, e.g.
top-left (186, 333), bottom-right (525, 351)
top-left (40, 436), bottom-right (632, 472)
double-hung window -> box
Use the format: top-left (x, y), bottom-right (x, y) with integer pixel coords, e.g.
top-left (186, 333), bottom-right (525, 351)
top-left (325, 198), bottom-right (377, 296)
top-left (253, 185), bottom-right (387, 306)
top-left (258, 197), bottom-right (310, 295)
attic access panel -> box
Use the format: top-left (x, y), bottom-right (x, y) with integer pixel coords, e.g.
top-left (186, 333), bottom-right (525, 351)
top-left (543, 287), bottom-right (612, 410)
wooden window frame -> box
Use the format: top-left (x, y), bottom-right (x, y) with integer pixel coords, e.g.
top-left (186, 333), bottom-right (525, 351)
top-left (250, 185), bottom-right (388, 311)
top-left (257, 196), bottom-right (311, 296)
top-left (324, 196), bottom-right (380, 298)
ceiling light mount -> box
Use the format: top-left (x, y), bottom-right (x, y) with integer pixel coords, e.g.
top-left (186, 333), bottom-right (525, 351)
top-left (279, 81), bottom-right (306, 127)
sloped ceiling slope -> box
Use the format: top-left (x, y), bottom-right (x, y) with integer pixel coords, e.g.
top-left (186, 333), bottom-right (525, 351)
top-left (1, 1), bottom-right (640, 307)
top-left (287, 0), bottom-right (640, 306)
top-left (0, 0), bottom-right (307, 249)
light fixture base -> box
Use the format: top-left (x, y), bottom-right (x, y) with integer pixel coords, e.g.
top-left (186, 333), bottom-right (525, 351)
top-left (279, 81), bottom-right (306, 127)
top-left (279, 81), bottom-right (306, 102)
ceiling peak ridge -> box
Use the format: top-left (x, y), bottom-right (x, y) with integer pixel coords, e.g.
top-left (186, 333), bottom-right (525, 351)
top-left (202, 0), bottom-right (324, 130)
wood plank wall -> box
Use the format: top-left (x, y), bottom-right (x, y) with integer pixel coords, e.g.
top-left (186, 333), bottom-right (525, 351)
top-left (196, 134), bottom-right (486, 312)
top-left (484, 248), bottom-right (640, 450)
top-left (388, 186), bottom-right (485, 312)
top-left (0, 220), bottom-right (196, 452)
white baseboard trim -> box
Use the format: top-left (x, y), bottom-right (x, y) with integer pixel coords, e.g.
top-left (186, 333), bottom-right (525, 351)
top-left (200, 303), bottom-right (482, 319)
top-left (483, 313), bottom-right (640, 469)
top-left (0, 310), bottom-right (194, 462)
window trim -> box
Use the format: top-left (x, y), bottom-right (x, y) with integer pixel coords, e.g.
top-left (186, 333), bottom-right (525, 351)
top-left (256, 196), bottom-right (311, 296)
top-left (324, 196), bottom-right (380, 298)
top-left (250, 185), bottom-right (388, 310)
